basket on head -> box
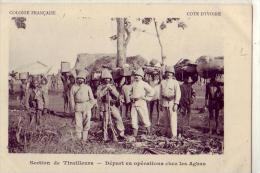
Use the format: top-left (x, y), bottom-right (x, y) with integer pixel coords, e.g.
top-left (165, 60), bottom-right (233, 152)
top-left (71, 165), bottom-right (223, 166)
top-left (19, 72), bottom-right (29, 80)
top-left (61, 62), bottom-right (71, 73)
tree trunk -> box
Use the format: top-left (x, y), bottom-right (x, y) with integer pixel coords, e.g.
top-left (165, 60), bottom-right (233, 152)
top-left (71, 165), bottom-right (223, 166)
top-left (116, 18), bottom-right (126, 68)
top-left (153, 18), bottom-right (165, 65)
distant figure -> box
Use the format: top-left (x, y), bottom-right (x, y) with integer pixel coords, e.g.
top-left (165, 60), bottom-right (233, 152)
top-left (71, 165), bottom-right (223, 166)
top-left (9, 70), bottom-right (17, 95)
top-left (9, 77), bottom-right (14, 95)
top-left (40, 76), bottom-right (49, 115)
top-left (148, 72), bottom-right (161, 125)
top-left (51, 74), bottom-right (56, 90)
top-left (25, 77), bottom-right (47, 128)
top-left (120, 75), bottom-right (132, 119)
top-left (61, 72), bottom-right (75, 113)
top-left (19, 77), bottom-right (29, 108)
top-left (90, 72), bottom-right (101, 121)
top-left (205, 75), bottom-right (224, 135)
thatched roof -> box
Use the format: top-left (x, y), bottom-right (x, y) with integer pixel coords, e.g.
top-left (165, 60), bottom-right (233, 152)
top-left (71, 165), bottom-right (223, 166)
top-left (73, 53), bottom-right (116, 71)
top-left (72, 53), bottom-right (148, 75)
top-left (14, 61), bottom-right (51, 75)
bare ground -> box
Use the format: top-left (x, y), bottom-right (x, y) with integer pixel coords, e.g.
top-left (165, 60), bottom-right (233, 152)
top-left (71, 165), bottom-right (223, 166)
top-left (8, 83), bottom-right (224, 154)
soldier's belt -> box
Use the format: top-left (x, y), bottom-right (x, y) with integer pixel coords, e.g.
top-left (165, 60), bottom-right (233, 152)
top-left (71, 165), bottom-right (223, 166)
top-left (101, 99), bottom-right (117, 104)
top-left (75, 99), bottom-right (90, 103)
top-left (103, 102), bottom-right (116, 106)
top-left (131, 98), bottom-right (141, 102)
top-left (131, 98), bottom-right (147, 103)
top-left (162, 94), bottom-right (175, 98)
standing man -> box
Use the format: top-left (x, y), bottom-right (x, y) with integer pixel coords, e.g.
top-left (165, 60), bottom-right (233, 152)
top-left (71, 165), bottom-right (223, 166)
top-left (51, 74), bottom-right (56, 91)
top-left (61, 72), bottom-right (75, 113)
top-left (120, 70), bottom-right (132, 119)
top-left (19, 73), bottom-right (29, 108)
top-left (9, 70), bottom-right (17, 95)
top-left (160, 66), bottom-right (181, 138)
top-left (130, 68), bottom-right (154, 137)
top-left (9, 76), bottom-right (15, 95)
top-left (25, 76), bottom-right (47, 128)
top-left (70, 71), bottom-right (95, 141)
top-left (178, 76), bottom-right (196, 137)
top-left (148, 71), bottom-right (161, 125)
top-left (205, 75), bottom-right (224, 135)
top-left (90, 71), bottom-right (101, 121)
top-left (40, 75), bottom-right (49, 115)
top-left (97, 69), bottom-right (125, 141)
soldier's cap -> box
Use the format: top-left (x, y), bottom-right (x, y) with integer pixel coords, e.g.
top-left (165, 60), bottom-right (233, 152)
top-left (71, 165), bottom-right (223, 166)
top-left (120, 68), bottom-right (132, 77)
top-left (133, 68), bottom-right (144, 78)
top-left (154, 62), bottom-right (161, 68)
top-left (150, 59), bottom-right (160, 67)
top-left (165, 66), bottom-right (175, 74)
top-left (101, 69), bottom-right (112, 79)
top-left (76, 70), bottom-right (88, 80)
top-left (122, 64), bottom-right (130, 68)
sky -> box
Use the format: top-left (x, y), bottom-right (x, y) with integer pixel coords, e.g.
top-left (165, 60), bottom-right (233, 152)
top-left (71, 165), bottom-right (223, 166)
top-left (9, 14), bottom-right (224, 73)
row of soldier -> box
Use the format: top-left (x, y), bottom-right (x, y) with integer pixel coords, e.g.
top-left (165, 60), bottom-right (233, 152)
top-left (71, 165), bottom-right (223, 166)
top-left (16, 65), bottom-right (223, 142)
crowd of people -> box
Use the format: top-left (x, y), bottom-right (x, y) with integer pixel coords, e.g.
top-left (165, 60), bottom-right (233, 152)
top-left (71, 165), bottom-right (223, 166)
top-left (13, 63), bottom-right (224, 143)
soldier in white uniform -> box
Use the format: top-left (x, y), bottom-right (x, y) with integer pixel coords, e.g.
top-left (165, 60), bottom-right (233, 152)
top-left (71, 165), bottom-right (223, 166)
top-left (70, 71), bottom-right (95, 141)
top-left (130, 68), bottom-right (154, 137)
top-left (160, 66), bottom-right (181, 138)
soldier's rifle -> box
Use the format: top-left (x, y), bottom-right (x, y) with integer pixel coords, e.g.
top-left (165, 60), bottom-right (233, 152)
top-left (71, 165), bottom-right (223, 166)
top-left (26, 107), bottom-right (37, 126)
top-left (106, 86), bottom-right (118, 142)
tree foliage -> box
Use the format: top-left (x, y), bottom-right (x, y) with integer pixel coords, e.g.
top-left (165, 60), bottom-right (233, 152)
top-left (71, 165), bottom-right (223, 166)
top-left (12, 17), bottom-right (26, 29)
top-left (110, 17), bottom-right (187, 66)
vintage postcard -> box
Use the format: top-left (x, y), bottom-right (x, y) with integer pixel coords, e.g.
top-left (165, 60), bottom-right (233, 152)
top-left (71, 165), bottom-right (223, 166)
top-left (0, 3), bottom-right (252, 173)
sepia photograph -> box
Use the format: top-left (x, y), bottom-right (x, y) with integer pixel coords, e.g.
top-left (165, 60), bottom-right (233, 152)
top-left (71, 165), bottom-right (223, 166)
top-left (0, 3), bottom-right (254, 173)
top-left (8, 13), bottom-right (225, 155)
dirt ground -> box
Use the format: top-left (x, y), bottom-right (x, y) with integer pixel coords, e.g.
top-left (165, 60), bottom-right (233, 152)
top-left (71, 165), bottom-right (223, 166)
top-left (8, 83), bottom-right (224, 154)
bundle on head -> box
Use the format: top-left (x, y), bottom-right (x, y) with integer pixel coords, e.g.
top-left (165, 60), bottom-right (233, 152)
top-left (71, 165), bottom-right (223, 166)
top-left (174, 58), bottom-right (198, 82)
top-left (196, 56), bottom-right (224, 79)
